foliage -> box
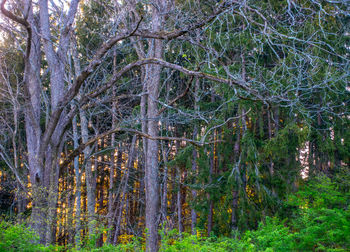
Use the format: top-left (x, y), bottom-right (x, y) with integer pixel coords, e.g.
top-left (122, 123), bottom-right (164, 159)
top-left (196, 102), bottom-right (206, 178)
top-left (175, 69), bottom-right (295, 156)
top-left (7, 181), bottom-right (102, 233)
top-left (85, 176), bottom-right (349, 251)
top-left (70, 238), bottom-right (142, 252)
top-left (287, 175), bottom-right (350, 251)
top-left (156, 176), bottom-right (350, 251)
top-left (2, 174), bottom-right (350, 252)
top-left (242, 217), bottom-right (296, 251)
top-left (0, 221), bottom-right (62, 251)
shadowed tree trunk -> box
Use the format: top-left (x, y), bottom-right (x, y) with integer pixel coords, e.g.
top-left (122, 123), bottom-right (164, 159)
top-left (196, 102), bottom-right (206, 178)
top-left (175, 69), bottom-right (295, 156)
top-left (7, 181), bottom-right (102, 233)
top-left (144, 2), bottom-right (167, 251)
top-left (113, 135), bottom-right (137, 244)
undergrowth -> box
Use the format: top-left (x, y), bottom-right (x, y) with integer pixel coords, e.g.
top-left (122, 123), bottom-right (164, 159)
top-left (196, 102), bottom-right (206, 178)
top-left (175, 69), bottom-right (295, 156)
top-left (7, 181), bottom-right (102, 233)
top-left (0, 175), bottom-right (348, 251)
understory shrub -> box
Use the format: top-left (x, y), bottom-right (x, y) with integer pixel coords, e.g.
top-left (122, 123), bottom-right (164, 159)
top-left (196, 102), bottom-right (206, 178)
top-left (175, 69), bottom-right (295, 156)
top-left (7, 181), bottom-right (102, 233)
top-left (0, 221), bottom-right (60, 251)
top-left (1, 175), bottom-right (348, 251)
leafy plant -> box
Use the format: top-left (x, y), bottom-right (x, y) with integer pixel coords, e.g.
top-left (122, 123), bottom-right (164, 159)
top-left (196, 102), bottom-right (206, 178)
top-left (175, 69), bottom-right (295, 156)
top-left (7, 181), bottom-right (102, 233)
top-left (0, 221), bottom-right (61, 251)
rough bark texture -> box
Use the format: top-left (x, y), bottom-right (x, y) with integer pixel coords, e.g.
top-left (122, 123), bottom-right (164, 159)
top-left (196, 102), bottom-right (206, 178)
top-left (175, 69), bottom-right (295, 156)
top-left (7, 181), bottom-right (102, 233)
top-left (144, 2), bottom-right (166, 251)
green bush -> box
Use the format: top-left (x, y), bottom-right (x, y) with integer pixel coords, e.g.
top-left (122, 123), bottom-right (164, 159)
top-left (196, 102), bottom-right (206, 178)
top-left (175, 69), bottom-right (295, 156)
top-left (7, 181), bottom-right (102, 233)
top-left (294, 208), bottom-right (350, 251)
top-left (243, 217), bottom-right (297, 251)
top-left (0, 221), bottom-right (59, 252)
top-left (159, 229), bottom-right (252, 252)
top-left (288, 175), bottom-right (350, 251)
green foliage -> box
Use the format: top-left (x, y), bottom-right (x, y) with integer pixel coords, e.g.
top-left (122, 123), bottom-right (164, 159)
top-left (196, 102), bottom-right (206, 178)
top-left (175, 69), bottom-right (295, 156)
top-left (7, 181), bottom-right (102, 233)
top-left (288, 175), bottom-right (348, 209)
top-left (2, 175), bottom-right (350, 252)
top-left (287, 175), bottom-right (350, 251)
top-left (243, 217), bottom-right (296, 251)
top-left (159, 229), bottom-right (251, 252)
top-left (69, 238), bottom-right (142, 252)
top-left (294, 208), bottom-right (350, 251)
top-left (156, 176), bottom-right (350, 251)
top-left (0, 222), bottom-right (61, 251)
top-left (263, 123), bottom-right (309, 161)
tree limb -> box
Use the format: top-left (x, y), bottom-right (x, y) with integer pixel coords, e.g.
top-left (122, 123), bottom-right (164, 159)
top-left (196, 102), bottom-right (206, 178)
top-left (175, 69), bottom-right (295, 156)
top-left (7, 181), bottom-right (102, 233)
top-left (60, 127), bottom-right (223, 169)
top-left (133, 0), bottom-right (236, 40)
top-left (157, 76), bottom-right (194, 116)
top-left (39, 17), bottom-right (143, 155)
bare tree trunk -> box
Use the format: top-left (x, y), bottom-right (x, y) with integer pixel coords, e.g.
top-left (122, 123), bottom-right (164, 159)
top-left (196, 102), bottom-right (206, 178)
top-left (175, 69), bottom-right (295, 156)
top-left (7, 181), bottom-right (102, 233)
top-left (45, 140), bottom-right (64, 244)
top-left (231, 118), bottom-right (240, 230)
top-left (21, 0), bottom-right (80, 243)
top-left (160, 80), bottom-right (171, 226)
top-left (137, 158), bottom-right (145, 233)
top-left (67, 173), bottom-right (75, 245)
top-left (241, 52), bottom-right (248, 198)
top-left (175, 140), bottom-right (184, 234)
top-left (230, 51), bottom-right (249, 231)
top-left (17, 1), bottom-right (46, 242)
top-left (160, 142), bottom-right (169, 225)
top-left (267, 109), bottom-right (274, 177)
top-left (145, 4), bottom-right (164, 251)
top-left (72, 115), bottom-right (82, 246)
top-left (145, 62), bottom-right (161, 251)
top-left (113, 136), bottom-right (137, 244)
top-left (177, 177), bottom-right (184, 234)
top-left (81, 110), bottom-right (96, 237)
top-left (207, 89), bottom-right (215, 236)
top-left (71, 39), bottom-right (82, 246)
top-left (108, 50), bottom-right (118, 243)
top-left (72, 36), bottom-right (96, 239)
top-left (207, 143), bottom-right (214, 236)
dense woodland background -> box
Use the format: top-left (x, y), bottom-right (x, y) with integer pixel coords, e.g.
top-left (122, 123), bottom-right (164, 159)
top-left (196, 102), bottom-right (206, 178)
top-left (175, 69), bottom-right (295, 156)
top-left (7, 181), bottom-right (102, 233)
top-left (0, 0), bottom-right (349, 251)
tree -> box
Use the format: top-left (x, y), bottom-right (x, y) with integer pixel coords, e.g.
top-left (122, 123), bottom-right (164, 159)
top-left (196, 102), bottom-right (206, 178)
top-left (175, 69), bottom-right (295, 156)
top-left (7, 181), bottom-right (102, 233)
top-left (0, 0), bottom-right (348, 251)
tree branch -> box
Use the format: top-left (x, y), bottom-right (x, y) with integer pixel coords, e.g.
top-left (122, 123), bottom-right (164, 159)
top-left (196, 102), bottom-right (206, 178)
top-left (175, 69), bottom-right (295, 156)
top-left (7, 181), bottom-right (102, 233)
top-left (133, 0), bottom-right (236, 40)
top-left (40, 17), bottom-right (143, 155)
top-left (1, 0), bottom-right (32, 60)
top-left (83, 58), bottom-right (262, 104)
top-left (60, 127), bottom-right (223, 169)
top-left (157, 76), bottom-right (194, 116)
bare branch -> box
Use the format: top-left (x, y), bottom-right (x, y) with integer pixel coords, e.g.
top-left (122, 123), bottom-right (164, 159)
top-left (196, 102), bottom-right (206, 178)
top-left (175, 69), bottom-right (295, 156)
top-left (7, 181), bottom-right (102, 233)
top-left (40, 17), bottom-right (143, 154)
top-left (1, 0), bottom-right (32, 59)
top-left (60, 127), bottom-right (223, 169)
top-left (157, 76), bottom-right (194, 116)
top-left (133, 1), bottom-right (235, 40)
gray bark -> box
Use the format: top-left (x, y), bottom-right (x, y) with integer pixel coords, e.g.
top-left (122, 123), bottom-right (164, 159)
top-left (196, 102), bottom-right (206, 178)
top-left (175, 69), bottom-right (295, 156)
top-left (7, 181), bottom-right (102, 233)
top-left (71, 37), bottom-right (96, 238)
top-left (108, 50), bottom-right (118, 242)
top-left (113, 136), bottom-right (137, 244)
top-left (144, 2), bottom-right (165, 251)
top-left (191, 78), bottom-right (199, 234)
top-left (175, 139), bottom-right (183, 234)
top-left (160, 142), bottom-right (169, 225)
top-left (72, 115), bottom-right (82, 246)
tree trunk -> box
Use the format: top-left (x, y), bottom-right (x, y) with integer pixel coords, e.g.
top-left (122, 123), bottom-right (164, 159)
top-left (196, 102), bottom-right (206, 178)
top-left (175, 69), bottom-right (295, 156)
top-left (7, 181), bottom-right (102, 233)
top-left (81, 110), bottom-right (96, 238)
top-left (160, 142), bottom-right (169, 225)
top-left (72, 115), bottom-right (82, 246)
top-left (113, 136), bottom-right (137, 244)
top-left (108, 50), bottom-right (118, 243)
top-left (144, 3), bottom-right (164, 251)
top-left (191, 126), bottom-right (198, 235)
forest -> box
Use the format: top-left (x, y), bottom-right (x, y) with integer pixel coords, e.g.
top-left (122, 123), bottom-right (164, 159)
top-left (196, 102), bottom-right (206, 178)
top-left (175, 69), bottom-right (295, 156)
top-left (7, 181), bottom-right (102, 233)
top-left (0, 0), bottom-right (349, 251)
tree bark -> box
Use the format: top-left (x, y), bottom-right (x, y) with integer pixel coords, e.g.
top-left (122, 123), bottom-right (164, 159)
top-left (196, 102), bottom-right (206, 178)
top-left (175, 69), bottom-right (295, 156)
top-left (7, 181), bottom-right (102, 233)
top-left (144, 2), bottom-right (165, 251)
top-left (72, 115), bottom-right (82, 246)
top-left (113, 136), bottom-right (137, 244)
